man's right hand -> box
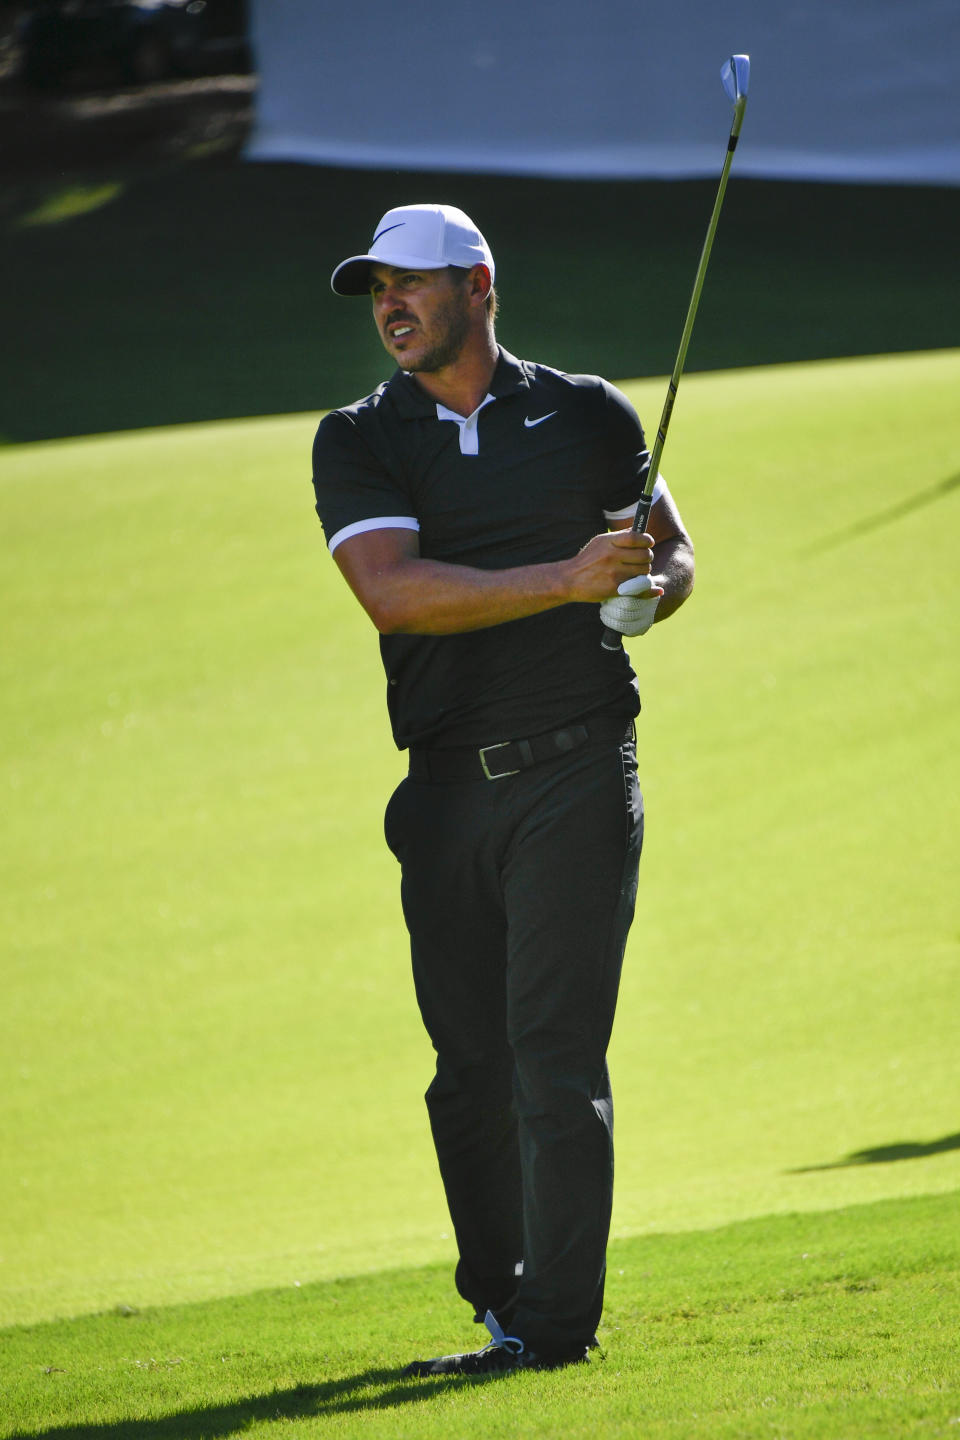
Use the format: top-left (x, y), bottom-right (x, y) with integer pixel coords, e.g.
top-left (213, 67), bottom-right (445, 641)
top-left (563, 530), bottom-right (661, 603)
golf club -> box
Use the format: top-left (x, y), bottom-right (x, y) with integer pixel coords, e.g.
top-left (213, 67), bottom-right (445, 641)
top-left (601, 53), bottom-right (750, 651)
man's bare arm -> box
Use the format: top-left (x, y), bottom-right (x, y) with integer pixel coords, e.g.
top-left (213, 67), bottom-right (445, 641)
top-left (333, 527), bottom-right (658, 636)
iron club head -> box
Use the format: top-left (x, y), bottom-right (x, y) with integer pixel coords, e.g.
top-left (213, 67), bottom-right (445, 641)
top-left (721, 54), bottom-right (750, 103)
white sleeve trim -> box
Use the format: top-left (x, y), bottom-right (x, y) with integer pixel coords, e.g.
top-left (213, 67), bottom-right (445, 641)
top-left (604, 473), bottom-right (667, 523)
top-left (327, 515), bottom-right (420, 554)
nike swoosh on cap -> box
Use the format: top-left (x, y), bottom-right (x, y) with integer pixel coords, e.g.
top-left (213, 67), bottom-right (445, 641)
top-left (373, 222), bottom-right (405, 244)
top-left (523, 412), bottom-right (558, 428)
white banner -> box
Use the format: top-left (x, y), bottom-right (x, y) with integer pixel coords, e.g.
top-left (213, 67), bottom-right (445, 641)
top-left (246, 0), bottom-right (960, 185)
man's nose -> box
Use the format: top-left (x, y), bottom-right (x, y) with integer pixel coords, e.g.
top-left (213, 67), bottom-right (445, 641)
top-left (375, 284), bottom-right (401, 313)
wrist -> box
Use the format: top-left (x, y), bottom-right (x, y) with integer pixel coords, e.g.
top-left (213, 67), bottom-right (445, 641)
top-left (550, 557), bottom-right (578, 605)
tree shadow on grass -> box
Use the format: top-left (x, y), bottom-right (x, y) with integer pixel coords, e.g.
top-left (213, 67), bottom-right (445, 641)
top-left (6, 1365), bottom-right (475, 1440)
top-left (789, 1131), bottom-right (960, 1174)
top-left (808, 470), bottom-right (960, 553)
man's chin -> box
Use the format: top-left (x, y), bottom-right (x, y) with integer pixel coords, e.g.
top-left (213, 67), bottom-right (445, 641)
top-left (384, 339), bottom-right (421, 369)
top-left (395, 353), bottom-right (432, 375)
top-left (396, 344), bottom-right (461, 375)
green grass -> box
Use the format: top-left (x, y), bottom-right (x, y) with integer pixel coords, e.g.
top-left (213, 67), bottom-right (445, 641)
top-left (1, 157), bottom-right (958, 442)
top-left (2, 348), bottom-right (958, 1434)
top-left (3, 1194), bottom-right (958, 1439)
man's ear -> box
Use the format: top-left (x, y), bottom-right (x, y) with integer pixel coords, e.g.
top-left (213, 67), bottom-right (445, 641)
top-left (469, 263), bottom-right (493, 305)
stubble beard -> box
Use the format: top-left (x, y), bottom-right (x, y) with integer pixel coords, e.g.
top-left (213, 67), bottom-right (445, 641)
top-left (391, 289), bottom-right (472, 374)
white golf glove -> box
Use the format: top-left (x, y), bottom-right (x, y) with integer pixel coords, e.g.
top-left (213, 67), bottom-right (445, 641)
top-left (599, 574), bottom-right (661, 637)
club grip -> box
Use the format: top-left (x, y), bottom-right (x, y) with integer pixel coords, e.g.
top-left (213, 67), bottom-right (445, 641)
top-left (600, 493), bottom-right (655, 651)
top-left (632, 495), bottom-right (654, 536)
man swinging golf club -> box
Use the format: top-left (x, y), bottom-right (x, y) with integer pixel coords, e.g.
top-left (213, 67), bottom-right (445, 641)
top-left (312, 198), bottom-right (695, 1373)
top-left (312, 53), bottom-right (748, 1376)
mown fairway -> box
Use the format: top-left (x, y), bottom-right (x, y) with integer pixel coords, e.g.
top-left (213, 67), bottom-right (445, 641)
top-left (4, 1193), bottom-right (958, 1439)
top-left (1, 350), bottom-right (958, 1436)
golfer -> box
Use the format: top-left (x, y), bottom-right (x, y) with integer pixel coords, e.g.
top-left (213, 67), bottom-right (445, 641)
top-left (312, 204), bottom-right (694, 1375)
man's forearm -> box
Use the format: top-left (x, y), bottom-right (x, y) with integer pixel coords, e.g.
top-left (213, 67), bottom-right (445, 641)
top-left (338, 527), bottom-right (661, 636)
top-left (651, 534), bottom-right (695, 622)
top-left (370, 555), bottom-right (570, 635)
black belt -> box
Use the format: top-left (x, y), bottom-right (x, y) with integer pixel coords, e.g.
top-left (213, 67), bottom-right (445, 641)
top-left (408, 716), bottom-right (634, 783)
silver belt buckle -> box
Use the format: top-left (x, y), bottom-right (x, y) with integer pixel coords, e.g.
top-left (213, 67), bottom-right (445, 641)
top-left (479, 741), bottom-right (519, 780)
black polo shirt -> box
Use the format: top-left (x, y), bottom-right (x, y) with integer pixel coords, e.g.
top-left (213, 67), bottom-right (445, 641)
top-left (312, 348), bottom-right (650, 749)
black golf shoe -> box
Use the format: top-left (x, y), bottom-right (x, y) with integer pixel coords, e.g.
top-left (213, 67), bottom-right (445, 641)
top-left (402, 1310), bottom-right (593, 1378)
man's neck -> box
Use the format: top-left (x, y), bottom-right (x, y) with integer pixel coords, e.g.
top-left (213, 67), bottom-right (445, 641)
top-left (410, 334), bottom-right (499, 418)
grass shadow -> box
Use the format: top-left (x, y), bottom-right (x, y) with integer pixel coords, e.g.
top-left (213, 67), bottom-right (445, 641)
top-left (789, 1130), bottom-right (960, 1174)
top-left (810, 470), bottom-right (960, 553)
top-left (6, 1365), bottom-right (476, 1440)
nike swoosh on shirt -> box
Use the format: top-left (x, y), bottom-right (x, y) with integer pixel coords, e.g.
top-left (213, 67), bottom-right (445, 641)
top-left (523, 411), bottom-right (558, 428)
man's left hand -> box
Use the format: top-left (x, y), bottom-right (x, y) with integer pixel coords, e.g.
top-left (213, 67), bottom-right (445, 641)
top-left (599, 573), bottom-right (663, 637)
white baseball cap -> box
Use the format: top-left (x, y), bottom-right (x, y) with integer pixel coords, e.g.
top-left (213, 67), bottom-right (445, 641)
top-left (331, 203), bottom-right (495, 296)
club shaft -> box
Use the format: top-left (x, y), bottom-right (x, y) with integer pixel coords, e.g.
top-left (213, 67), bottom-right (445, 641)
top-left (600, 90), bottom-right (746, 652)
top-left (633, 94), bottom-right (746, 524)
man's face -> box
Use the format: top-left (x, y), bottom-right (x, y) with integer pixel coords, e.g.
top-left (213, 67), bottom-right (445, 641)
top-left (368, 264), bottom-right (472, 373)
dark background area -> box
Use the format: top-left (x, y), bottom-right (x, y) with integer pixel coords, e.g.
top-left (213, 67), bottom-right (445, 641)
top-left (1, 7), bottom-right (958, 444)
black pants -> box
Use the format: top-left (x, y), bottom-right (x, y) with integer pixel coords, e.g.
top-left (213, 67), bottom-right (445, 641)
top-left (384, 723), bottom-right (643, 1356)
